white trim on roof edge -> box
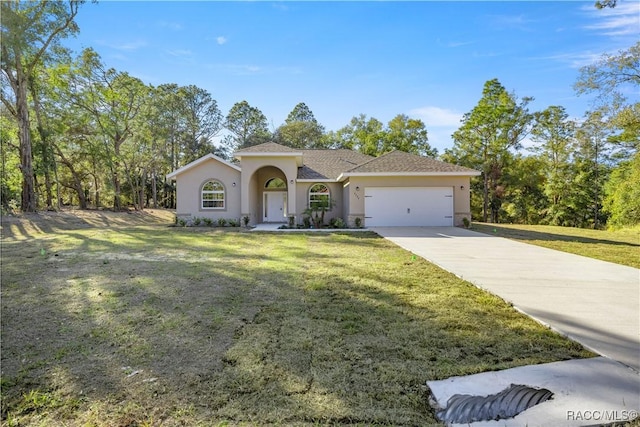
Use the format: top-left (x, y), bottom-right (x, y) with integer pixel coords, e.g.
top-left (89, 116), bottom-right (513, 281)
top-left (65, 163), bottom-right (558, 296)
top-left (166, 153), bottom-right (241, 180)
top-left (337, 171), bottom-right (481, 180)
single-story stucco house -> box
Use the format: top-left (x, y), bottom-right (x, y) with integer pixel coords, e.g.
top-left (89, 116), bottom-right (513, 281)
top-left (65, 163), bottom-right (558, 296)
top-left (166, 142), bottom-right (480, 227)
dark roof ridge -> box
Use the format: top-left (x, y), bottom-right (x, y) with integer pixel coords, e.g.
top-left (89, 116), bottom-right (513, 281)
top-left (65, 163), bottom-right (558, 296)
top-left (343, 151), bottom-right (383, 172)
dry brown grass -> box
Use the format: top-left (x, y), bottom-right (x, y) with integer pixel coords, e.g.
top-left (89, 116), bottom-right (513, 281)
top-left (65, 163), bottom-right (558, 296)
top-left (1, 210), bottom-right (592, 426)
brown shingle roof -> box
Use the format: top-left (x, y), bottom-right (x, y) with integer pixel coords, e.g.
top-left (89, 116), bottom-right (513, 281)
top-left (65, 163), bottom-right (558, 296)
top-left (345, 150), bottom-right (479, 174)
top-left (234, 143), bottom-right (479, 179)
top-left (235, 142), bottom-right (300, 153)
top-left (297, 150), bottom-right (374, 179)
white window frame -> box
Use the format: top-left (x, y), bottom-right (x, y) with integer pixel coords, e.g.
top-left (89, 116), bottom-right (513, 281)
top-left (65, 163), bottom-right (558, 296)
top-left (201, 180), bottom-right (225, 209)
top-left (265, 177), bottom-right (286, 189)
top-left (309, 183), bottom-right (331, 210)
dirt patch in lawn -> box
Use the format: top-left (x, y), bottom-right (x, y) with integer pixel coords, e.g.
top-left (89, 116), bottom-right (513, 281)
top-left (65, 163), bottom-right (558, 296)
top-left (1, 211), bottom-right (593, 426)
top-left (1, 208), bottom-right (175, 240)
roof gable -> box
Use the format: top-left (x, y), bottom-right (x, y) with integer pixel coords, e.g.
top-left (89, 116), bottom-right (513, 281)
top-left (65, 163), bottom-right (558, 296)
top-left (234, 142), bottom-right (304, 166)
top-left (235, 142), bottom-right (300, 153)
top-left (166, 153), bottom-right (241, 180)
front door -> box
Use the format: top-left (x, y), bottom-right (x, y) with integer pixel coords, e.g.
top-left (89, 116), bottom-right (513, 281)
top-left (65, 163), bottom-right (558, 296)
top-left (264, 191), bottom-right (287, 222)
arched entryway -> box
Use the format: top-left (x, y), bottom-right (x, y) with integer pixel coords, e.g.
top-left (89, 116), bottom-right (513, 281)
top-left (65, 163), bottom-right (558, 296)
top-left (245, 166), bottom-right (293, 224)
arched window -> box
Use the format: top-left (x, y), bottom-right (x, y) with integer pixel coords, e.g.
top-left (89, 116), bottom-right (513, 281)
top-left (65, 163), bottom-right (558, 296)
top-left (265, 178), bottom-right (286, 189)
top-left (201, 180), bottom-right (225, 209)
top-left (309, 183), bottom-right (330, 209)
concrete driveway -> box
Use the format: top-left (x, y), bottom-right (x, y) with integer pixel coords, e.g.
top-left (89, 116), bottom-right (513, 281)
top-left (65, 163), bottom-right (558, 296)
top-left (373, 226), bottom-right (640, 372)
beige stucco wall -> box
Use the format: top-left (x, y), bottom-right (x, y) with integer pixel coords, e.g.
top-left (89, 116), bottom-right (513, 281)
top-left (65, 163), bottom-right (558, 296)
top-left (294, 181), bottom-right (345, 225)
top-left (344, 175), bottom-right (473, 227)
top-left (173, 153), bottom-right (473, 228)
top-left (174, 158), bottom-right (241, 222)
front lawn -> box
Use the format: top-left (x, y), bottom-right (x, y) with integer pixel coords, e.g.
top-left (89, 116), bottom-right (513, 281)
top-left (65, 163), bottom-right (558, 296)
top-left (1, 212), bottom-right (592, 426)
top-left (471, 223), bottom-right (640, 269)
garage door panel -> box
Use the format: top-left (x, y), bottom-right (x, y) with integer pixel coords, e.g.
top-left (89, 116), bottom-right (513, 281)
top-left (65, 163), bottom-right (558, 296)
top-left (365, 187), bottom-right (453, 226)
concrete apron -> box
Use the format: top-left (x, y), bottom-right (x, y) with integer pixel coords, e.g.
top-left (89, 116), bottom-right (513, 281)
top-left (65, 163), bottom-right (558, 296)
top-left (372, 227), bottom-right (640, 426)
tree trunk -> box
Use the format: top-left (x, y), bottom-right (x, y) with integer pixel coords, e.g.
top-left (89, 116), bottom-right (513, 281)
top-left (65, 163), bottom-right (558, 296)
top-left (94, 175), bottom-right (100, 208)
top-left (482, 171), bottom-right (489, 222)
top-left (139, 168), bottom-right (146, 211)
top-left (16, 71), bottom-right (37, 212)
top-left (43, 149), bottom-right (53, 210)
top-left (32, 84), bottom-right (54, 210)
top-left (112, 165), bottom-right (121, 210)
top-left (151, 170), bottom-right (158, 208)
top-left (53, 146), bottom-right (87, 209)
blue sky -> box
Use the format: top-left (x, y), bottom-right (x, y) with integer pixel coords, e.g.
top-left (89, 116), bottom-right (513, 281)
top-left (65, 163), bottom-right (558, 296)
top-left (64, 1), bottom-right (639, 153)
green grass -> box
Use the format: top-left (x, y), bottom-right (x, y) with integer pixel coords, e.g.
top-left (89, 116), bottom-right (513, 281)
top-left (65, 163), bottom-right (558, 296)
top-left (471, 223), bottom-right (640, 269)
top-left (1, 212), bottom-right (594, 426)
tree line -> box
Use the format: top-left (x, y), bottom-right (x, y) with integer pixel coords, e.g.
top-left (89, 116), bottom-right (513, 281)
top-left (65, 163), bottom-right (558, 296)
top-left (1, 1), bottom-right (638, 229)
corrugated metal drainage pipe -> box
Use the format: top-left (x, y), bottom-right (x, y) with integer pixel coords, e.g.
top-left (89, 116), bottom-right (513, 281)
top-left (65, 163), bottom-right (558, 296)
top-left (436, 383), bottom-right (553, 424)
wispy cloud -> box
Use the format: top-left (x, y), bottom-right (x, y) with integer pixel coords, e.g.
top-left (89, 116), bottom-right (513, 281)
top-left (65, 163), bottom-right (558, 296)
top-left (409, 106), bottom-right (463, 127)
top-left (582, 2), bottom-right (640, 36)
top-left (436, 37), bottom-right (475, 48)
top-left (166, 49), bottom-right (193, 58)
top-left (272, 3), bottom-right (289, 12)
top-left (157, 21), bottom-right (183, 31)
top-left (206, 63), bottom-right (302, 76)
top-left (485, 13), bottom-right (536, 31)
top-left (216, 36), bottom-right (228, 45)
top-left (535, 51), bottom-right (603, 69)
top-left (99, 39), bottom-right (147, 51)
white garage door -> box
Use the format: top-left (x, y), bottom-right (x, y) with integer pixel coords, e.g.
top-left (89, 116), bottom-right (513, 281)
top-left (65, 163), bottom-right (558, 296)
top-left (365, 187), bottom-right (454, 226)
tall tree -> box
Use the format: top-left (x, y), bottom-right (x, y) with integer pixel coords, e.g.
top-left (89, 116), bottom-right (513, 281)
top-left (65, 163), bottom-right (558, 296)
top-left (530, 106), bottom-right (577, 225)
top-left (223, 100), bottom-right (270, 151)
top-left (502, 155), bottom-right (547, 224)
top-left (152, 84), bottom-right (186, 171)
top-left (43, 57), bottom-right (103, 209)
top-left (275, 102), bottom-right (325, 148)
top-left (448, 79), bottom-right (533, 222)
top-left (1, 0), bottom-right (83, 211)
top-left (603, 152), bottom-right (640, 228)
top-left (575, 42), bottom-right (639, 102)
top-left (575, 42), bottom-right (639, 156)
top-left (335, 114), bottom-right (386, 156)
top-left (180, 85), bottom-right (223, 164)
top-left (385, 114), bottom-right (437, 157)
top-left (69, 49), bottom-right (149, 210)
top-left (574, 110), bottom-right (614, 228)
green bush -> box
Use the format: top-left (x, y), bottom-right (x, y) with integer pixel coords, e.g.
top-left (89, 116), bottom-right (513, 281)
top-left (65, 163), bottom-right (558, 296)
top-left (217, 218), bottom-right (227, 227)
top-left (203, 217), bottom-right (213, 226)
top-left (330, 217), bottom-right (346, 228)
top-left (228, 218), bottom-right (238, 227)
